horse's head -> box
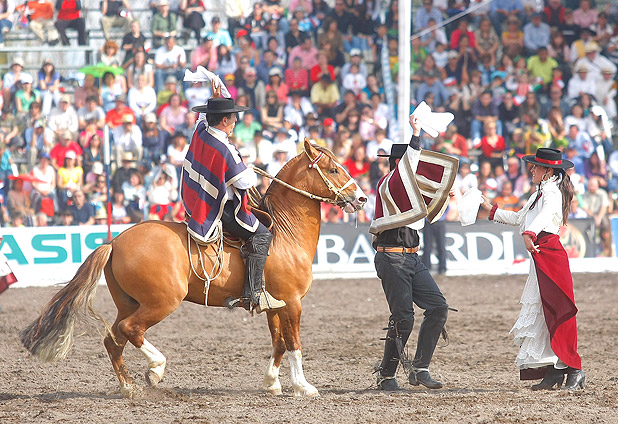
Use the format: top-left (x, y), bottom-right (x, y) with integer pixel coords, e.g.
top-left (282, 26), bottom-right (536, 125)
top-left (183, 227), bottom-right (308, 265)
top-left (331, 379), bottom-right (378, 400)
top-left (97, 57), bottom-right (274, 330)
top-left (302, 139), bottom-right (367, 213)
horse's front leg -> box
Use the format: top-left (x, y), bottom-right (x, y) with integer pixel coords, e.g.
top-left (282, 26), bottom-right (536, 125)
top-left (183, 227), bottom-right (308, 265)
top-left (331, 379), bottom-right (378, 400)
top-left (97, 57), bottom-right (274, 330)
top-left (278, 300), bottom-right (319, 397)
top-left (264, 311), bottom-right (286, 395)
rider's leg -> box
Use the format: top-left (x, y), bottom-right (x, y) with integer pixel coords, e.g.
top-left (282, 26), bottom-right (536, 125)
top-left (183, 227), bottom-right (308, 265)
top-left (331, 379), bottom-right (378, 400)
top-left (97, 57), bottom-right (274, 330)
top-left (220, 201), bottom-right (285, 313)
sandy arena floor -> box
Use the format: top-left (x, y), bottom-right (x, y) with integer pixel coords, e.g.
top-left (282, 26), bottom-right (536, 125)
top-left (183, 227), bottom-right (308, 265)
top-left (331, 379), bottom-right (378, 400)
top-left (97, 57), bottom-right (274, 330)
top-left (1, 273), bottom-right (617, 424)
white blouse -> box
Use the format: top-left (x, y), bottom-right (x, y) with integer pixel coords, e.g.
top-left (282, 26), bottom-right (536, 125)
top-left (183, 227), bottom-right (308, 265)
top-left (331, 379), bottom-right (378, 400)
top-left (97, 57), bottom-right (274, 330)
top-left (492, 176), bottom-right (562, 237)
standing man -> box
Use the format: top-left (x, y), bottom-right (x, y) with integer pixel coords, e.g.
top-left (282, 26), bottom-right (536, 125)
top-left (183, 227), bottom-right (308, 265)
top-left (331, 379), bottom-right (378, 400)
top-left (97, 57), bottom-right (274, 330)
top-left (372, 115), bottom-right (450, 391)
top-left (182, 87), bottom-right (285, 314)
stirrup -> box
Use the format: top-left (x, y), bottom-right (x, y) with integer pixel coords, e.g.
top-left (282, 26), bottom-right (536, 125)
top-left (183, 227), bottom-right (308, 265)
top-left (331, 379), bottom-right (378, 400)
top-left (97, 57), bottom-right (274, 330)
top-left (254, 291), bottom-right (286, 314)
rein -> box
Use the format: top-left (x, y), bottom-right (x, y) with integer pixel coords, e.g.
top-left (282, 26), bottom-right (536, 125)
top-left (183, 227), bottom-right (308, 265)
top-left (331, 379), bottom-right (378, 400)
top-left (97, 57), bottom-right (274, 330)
top-left (252, 150), bottom-right (354, 206)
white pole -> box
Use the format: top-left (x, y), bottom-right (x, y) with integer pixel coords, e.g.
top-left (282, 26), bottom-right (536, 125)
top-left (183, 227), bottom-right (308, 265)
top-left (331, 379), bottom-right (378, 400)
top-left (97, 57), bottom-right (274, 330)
top-left (398, 0), bottom-right (412, 143)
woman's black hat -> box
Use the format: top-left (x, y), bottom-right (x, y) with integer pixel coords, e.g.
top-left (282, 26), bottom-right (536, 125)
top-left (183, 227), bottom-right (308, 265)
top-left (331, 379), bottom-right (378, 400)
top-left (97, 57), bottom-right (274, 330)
top-left (522, 148), bottom-right (574, 169)
top-left (377, 143), bottom-right (408, 159)
top-left (192, 97), bottom-right (250, 114)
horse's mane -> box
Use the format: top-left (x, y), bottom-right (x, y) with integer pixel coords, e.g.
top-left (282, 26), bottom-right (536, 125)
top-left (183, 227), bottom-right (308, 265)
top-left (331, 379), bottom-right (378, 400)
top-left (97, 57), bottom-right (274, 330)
top-left (258, 144), bottom-right (338, 238)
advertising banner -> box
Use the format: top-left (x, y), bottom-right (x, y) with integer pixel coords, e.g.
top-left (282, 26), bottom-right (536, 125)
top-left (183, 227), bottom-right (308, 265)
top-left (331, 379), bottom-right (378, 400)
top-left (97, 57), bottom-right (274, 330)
top-left (1, 220), bottom-right (615, 288)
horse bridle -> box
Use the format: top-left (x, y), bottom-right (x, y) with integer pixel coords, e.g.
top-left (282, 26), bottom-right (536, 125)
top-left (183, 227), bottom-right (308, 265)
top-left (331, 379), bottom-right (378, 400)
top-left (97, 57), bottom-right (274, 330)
top-left (306, 151), bottom-right (355, 206)
top-left (252, 151), bottom-right (356, 207)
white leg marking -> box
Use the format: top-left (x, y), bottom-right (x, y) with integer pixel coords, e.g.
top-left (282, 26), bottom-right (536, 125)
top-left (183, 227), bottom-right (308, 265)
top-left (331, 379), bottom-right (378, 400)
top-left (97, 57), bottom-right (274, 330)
top-left (288, 350), bottom-right (319, 397)
top-left (139, 338), bottom-right (167, 386)
top-left (263, 356), bottom-right (282, 395)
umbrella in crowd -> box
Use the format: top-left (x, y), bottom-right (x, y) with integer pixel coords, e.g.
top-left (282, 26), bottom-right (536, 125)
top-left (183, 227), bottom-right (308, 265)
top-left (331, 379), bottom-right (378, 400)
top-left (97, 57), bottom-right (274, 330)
top-left (78, 64), bottom-right (124, 78)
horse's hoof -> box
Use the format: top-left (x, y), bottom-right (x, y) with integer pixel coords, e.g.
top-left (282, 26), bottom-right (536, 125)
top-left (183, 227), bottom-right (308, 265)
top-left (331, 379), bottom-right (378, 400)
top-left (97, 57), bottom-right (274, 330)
top-left (120, 383), bottom-right (137, 399)
top-left (145, 369), bottom-right (162, 387)
top-left (265, 383), bottom-right (283, 395)
top-left (294, 385), bottom-right (319, 397)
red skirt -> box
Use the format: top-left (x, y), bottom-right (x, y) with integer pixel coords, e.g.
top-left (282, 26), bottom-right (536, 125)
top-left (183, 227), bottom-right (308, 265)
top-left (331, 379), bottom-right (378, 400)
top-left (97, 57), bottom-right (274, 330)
top-left (520, 233), bottom-right (581, 380)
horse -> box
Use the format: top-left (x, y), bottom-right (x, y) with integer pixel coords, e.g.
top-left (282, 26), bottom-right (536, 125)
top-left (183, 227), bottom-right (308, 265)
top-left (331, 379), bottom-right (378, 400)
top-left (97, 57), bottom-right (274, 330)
top-left (20, 139), bottom-right (367, 398)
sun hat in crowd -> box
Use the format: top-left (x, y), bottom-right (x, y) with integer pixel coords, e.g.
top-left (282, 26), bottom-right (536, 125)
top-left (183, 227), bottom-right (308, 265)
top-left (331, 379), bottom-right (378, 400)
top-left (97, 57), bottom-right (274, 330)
top-left (65, 150), bottom-right (77, 160)
top-left (350, 48), bottom-right (362, 57)
top-left (165, 75), bottom-right (177, 84)
top-left (115, 94), bottom-right (127, 103)
top-left (20, 74), bottom-right (33, 84)
top-left (268, 68), bottom-right (283, 77)
top-left (92, 161), bottom-right (104, 175)
top-left (584, 41), bottom-right (600, 53)
top-left (144, 113), bottom-right (157, 123)
top-left (121, 114), bottom-right (134, 123)
top-left (60, 94), bottom-right (72, 103)
top-left (448, 50), bottom-right (459, 60)
top-left (11, 57), bottom-right (24, 68)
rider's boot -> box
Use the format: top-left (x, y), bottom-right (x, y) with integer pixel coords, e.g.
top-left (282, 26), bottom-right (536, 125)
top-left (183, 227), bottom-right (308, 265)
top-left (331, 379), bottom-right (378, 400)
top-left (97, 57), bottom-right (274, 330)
top-left (240, 232), bottom-right (286, 314)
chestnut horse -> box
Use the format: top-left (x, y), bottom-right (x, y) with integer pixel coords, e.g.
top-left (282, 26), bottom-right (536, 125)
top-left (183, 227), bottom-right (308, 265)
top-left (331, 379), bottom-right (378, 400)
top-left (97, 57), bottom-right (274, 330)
top-left (21, 140), bottom-right (366, 398)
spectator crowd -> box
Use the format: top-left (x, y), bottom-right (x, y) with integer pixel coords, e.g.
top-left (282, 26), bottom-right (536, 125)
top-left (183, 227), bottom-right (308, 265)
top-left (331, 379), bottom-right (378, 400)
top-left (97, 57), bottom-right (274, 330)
top-left (0, 0), bottom-right (616, 257)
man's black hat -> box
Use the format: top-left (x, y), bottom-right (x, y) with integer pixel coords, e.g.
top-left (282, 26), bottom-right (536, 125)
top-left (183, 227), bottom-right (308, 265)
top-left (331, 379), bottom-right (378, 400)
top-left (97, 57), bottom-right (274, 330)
top-left (192, 97), bottom-right (250, 114)
top-left (522, 148), bottom-right (574, 169)
top-left (377, 143), bottom-right (408, 159)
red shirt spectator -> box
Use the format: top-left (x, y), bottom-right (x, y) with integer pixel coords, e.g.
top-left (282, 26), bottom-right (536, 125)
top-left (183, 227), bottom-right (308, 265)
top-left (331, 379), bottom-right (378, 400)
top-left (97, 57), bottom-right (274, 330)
top-left (50, 132), bottom-right (83, 169)
top-left (56, 0), bottom-right (81, 20)
top-left (285, 63), bottom-right (309, 91)
top-left (106, 105), bottom-right (136, 128)
top-left (450, 21), bottom-right (476, 50)
top-left (309, 63), bottom-right (335, 84)
top-left (479, 134), bottom-right (506, 158)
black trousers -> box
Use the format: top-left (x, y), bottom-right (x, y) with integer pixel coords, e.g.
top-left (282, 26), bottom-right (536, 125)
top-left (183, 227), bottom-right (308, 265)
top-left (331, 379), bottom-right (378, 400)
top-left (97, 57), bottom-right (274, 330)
top-left (422, 220), bottom-right (447, 274)
top-left (375, 251), bottom-right (448, 369)
top-left (220, 201), bottom-right (269, 240)
top-left (55, 18), bottom-right (87, 46)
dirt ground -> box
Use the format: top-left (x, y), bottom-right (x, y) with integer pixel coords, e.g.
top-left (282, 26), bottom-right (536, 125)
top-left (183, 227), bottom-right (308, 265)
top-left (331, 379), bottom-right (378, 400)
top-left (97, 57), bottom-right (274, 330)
top-left (1, 273), bottom-right (617, 424)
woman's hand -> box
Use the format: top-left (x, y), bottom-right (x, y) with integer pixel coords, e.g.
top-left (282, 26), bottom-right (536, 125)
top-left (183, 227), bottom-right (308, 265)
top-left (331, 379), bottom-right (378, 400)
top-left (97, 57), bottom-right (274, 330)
top-left (480, 195), bottom-right (493, 211)
top-left (523, 233), bottom-right (539, 254)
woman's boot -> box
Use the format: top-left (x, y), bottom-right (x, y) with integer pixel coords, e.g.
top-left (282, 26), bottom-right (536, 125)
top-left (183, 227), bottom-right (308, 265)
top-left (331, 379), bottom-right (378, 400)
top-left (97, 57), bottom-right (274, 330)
top-left (531, 365), bottom-right (565, 390)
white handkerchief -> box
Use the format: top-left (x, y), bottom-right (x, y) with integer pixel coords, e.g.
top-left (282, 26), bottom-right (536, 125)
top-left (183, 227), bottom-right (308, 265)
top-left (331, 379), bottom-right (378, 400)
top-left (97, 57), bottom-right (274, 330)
top-left (183, 66), bottom-right (231, 98)
top-left (412, 101), bottom-right (454, 138)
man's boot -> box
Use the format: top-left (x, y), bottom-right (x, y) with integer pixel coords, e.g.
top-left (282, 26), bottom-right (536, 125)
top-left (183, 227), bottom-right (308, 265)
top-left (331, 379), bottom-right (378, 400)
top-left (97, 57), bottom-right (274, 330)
top-left (241, 232), bottom-right (285, 314)
top-left (376, 319), bottom-right (413, 391)
top-left (408, 305), bottom-right (448, 389)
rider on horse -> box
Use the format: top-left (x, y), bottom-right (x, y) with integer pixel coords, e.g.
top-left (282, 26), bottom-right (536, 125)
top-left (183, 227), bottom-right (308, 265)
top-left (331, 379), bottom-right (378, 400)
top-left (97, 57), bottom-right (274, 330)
top-left (181, 92), bottom-right (286, 314)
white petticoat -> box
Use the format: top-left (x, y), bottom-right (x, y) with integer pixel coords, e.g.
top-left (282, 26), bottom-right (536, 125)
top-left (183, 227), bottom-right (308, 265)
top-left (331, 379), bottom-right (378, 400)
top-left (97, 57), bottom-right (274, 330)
top-left (509, 261), bottom-right (566, 370)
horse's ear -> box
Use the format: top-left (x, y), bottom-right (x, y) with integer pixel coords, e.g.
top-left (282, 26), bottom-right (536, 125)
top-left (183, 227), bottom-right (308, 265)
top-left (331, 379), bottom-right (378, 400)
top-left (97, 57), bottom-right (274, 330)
top-left (304, 138), bottom-right (317, 159)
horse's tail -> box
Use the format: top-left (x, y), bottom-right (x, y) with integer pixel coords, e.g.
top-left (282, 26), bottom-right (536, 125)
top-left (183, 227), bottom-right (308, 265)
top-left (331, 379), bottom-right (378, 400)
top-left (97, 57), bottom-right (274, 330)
top-left (20, 244), bottom-right (114, 362)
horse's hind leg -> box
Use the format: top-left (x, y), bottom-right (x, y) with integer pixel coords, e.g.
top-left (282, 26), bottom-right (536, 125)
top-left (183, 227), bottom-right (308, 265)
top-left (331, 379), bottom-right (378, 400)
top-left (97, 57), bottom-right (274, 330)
top-left (264, 311), bottom-right (287, 395)
top-left (104, 266), bottom-right (139, 397)
top-left (278, 300), bottom-right (319, 397)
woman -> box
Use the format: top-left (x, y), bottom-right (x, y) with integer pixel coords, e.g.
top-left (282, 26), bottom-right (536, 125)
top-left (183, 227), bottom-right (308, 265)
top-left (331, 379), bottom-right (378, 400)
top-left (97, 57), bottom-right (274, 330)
top-left (474, 18), bottom-right (499, 67)
top-left (37, 59), bottom-right (62, 114)
top-left (82, 132), bottom-right (103, 176)
top-left (101, 71), bottom-right (124, 112)
top-left (111, 190), bottom-right (131, 224)
top-left (548, 30), bottom-right (570, 67)
top-left (479, 119), bottom-right (506, 170)
top-left (56, 151), bottom-right (83, 207)
top-left (501, 16), bottom-right (524, 59)
top-left (215, 44), bottom-right (237, 78)
top-left (317, 18), bottom-right (344, 61)
top-left (99, 40), bottom-right (122, 67)
top-left (481, 148), bottom-right (584, 391)
top-left (159, 94), bottom-right (187, 134)
top-left (15, 74), bottom-right (41, 114)
top-left (343, 144), bottom-right (370, 179)
top-left (584, 151), bottom-right (608, 188)
top-left (127, 49), bottom-right (154, 89)
top-left (265, 69), bottom-right (289, 104)
top-left (121, 20), bottom-right (147, 68)
top-left (260, 89), bottom-right (283, 133)
top-left (55, 0), bottom-right (87, 45)
top-left (236, 35), bottom-right (260, 67)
